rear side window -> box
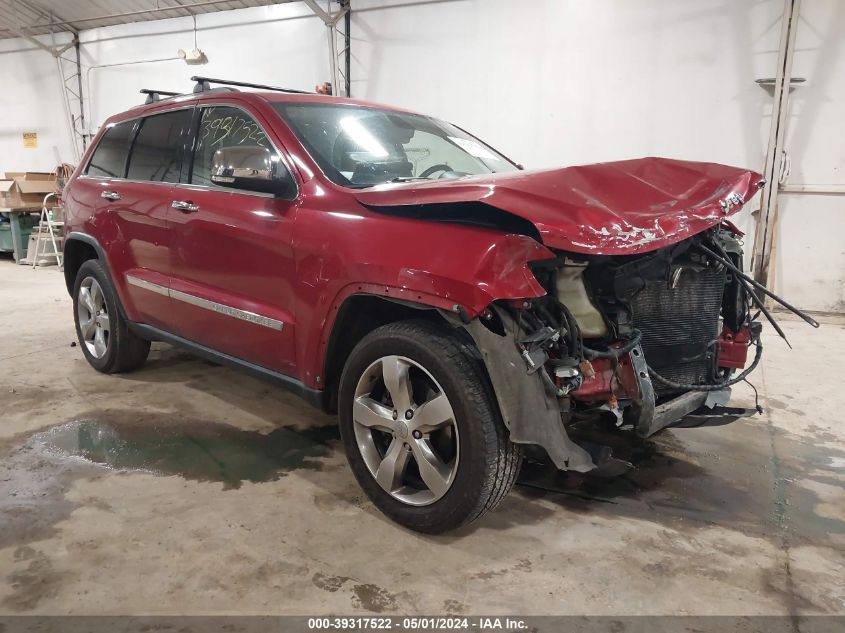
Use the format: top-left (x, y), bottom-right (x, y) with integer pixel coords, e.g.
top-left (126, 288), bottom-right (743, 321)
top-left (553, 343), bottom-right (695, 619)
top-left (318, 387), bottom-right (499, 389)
top-left (86, 121), bottom-right (134, 178)
top-left (190, 106), bottom-right (271, 187)
top-left (127, 109), bottom-right (193, 183)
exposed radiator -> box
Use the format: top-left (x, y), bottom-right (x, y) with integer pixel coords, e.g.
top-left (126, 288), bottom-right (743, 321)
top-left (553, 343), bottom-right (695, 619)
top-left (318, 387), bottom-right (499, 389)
top-left (630, 265), bottom-right (726, 395)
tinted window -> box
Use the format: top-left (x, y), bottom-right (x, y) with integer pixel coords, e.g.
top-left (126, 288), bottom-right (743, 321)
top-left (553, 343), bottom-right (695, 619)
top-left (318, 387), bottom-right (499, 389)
top-left (127, 109), bottom-right (192, 182)
top-left (86, 121), bottom-right (134, 178)
top-left (190, 106), bottom-right (272, 187)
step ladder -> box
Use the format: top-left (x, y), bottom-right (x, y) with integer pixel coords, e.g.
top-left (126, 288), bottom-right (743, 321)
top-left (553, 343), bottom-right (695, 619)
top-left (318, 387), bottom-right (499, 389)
top-left (29, 193), bottom-right (63, 270)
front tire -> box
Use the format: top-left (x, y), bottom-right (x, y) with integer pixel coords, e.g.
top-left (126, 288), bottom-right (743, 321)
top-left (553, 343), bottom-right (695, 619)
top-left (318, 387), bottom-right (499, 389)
top-left (338, 320), bottom-right (521, 533)
top-left (73, 259), bottom-right (150, 373)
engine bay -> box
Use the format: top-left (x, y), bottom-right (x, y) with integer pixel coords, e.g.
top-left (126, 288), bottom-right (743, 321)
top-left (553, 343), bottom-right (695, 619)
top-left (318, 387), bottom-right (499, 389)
top-left (484, 225), bottom-right (766, 440)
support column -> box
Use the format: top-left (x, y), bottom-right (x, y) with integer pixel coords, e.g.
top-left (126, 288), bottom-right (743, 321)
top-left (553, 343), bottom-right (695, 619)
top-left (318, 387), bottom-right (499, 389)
top-left (752, 0), bottom-right (801, 287)
top-left (304, 0), bottom-right (351, 97)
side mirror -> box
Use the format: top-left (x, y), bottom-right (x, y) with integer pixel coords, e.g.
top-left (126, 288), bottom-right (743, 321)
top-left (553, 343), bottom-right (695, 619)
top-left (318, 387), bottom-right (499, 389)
top-left (210, 146), bottom-right (294, 197)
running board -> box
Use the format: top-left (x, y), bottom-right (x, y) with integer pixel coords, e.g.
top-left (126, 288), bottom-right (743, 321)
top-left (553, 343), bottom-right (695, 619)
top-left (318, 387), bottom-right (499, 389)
top-left (128, 322), bottom-right (324, 410)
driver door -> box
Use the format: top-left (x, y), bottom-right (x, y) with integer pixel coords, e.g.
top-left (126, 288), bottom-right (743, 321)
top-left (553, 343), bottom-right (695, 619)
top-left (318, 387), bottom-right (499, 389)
top-left (167, 104), bottom-right (299, 375)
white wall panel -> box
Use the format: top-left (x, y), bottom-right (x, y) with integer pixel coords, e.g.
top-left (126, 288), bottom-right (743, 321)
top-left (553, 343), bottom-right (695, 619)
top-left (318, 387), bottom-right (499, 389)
top-left (351, 0), bottom-right (779, 169)
top-left (79, 2), bottom-right (328, 134)
top-left (0, 33), bottom-right (76, 174)
top-left (349, 0), bottom-right (789, 264)
top-left (773, 0), bottom-right (845, 312)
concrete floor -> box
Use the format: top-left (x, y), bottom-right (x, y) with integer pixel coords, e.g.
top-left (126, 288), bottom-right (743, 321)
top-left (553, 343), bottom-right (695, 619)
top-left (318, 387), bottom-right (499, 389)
top-left (1, 255), bottom-right (844, 617)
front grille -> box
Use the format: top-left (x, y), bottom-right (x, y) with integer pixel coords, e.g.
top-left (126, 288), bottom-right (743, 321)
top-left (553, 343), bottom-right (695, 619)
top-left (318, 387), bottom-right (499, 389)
top-left (630, 266), bottom-right (725, 395)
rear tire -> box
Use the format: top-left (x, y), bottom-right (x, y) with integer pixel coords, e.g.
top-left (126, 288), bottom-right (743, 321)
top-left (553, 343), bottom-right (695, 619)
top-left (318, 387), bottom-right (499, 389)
top-left (338, 319), bottom-right (521, 533)
top-left (73, 259), bottom-right (150, 373)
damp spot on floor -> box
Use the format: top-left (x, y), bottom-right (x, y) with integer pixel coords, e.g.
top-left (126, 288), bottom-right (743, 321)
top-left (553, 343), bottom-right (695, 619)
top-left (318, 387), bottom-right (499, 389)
top-left (313, 571), bottom-right (352, 592)
top-left (516, 422), bottom-right (845, 546)
top-left (0, 411), bottom-right (342, 554)
top-left (766, 397), bottom-right (789, 410)
top-left (351, 583), bottom-right (398, 613)
top-left (36, 411), bottom-right (341, 489)
top-left (2, 548), bottom-right (67, 611)
top-left (443, 599), bottom-right (466, 613)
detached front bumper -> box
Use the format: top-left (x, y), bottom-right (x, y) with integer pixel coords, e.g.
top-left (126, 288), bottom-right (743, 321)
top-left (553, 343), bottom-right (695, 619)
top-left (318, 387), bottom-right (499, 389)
top-left (635, 388), bottom-right (759, 437)
top-left (457, 309), bottom-right (759, 473)
top-left (627, 342), bottom-right (758, 437)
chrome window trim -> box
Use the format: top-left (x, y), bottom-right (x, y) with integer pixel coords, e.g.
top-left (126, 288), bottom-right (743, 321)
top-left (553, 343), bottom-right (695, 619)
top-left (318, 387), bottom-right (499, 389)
top-left (82, 101), bottom-right (298, 201)
top-left (126, 274), bottom-right (284, 331)
top-left (76, 175), bottom-right (278, 199)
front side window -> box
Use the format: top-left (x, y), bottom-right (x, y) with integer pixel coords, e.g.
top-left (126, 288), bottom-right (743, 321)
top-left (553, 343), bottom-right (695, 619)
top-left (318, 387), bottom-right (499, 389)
top-left (191, 106), bottom-right (273, 187)
top-left (272, 103), bottom-right (518, 187)
top-left (86, 120), bottom-right (134, 178)
top-left (127, 109), bottom-right (192, 183)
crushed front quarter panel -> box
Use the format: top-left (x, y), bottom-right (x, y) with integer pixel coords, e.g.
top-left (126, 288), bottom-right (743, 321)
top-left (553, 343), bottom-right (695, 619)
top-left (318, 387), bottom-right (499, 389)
top-left (456, 308), bottom-right (596, 473)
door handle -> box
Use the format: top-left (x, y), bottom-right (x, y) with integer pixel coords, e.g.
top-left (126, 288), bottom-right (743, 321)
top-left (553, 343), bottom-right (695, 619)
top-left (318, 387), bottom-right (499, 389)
top-left (171, 200), bottom-right (199, 213)
top-left (101, 190), bottom-right (120, 201)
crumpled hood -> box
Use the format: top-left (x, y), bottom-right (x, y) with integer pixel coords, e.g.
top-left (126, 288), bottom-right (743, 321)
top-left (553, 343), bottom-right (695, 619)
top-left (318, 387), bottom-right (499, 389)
top-left (355, 157), bottom-right (763, 255)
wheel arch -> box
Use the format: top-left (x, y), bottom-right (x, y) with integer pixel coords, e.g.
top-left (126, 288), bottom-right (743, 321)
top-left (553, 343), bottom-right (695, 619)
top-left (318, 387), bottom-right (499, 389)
top-left (320, 293), bottom-right (455, 413)
top-left (63, 232), bottom-right (109, 295)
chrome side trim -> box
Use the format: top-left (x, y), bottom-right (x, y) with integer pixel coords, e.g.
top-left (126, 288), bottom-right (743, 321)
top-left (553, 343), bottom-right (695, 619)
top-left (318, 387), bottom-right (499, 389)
top-left (126, 275), bottom-right (169, 297)
top-left (125, 274), bottom-right (284, 331)
top-left (170, 287), bottom-right (284, 331)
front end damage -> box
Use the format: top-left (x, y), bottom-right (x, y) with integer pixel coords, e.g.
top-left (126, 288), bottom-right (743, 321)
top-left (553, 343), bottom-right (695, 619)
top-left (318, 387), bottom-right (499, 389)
top-left (457, 225), bottom-right (792, 473)
top-left (357, 157), bottom-right (819, 473)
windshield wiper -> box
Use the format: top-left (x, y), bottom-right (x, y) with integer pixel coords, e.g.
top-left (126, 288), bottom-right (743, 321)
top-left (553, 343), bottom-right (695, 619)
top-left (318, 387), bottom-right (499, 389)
top-left (347, 177), bottom-right (431, 188)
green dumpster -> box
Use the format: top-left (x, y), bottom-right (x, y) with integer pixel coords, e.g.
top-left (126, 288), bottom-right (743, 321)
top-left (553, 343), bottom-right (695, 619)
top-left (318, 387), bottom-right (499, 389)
top-left (0, 214), bottom-right (38, 253)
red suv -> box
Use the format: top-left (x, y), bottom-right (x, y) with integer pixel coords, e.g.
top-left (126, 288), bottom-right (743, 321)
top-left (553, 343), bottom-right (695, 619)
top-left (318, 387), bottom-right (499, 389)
top-left (63, 77), bottom-right (800, 533)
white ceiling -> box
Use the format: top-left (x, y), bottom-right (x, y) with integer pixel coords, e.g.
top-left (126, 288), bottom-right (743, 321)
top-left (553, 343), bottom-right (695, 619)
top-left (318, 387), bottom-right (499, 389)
top-left (0, 0), bottom-right (290, 39)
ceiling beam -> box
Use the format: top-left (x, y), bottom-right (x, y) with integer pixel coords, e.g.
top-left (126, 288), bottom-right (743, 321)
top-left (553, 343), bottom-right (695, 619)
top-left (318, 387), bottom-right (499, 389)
top-left (18, 0), bottom-right (80, 34)
top-left (3, 21), bottom-right (54, 52)
top-left (0, 0), bottom-right (284, 30)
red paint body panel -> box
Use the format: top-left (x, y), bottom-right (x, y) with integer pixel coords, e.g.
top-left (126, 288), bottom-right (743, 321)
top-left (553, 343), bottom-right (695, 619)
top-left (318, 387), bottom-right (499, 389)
top-left (64, 90), bottom-right (761, 391)
top-left (166, 185), bottom-right (299, 374)
top-left (718, 326), bottom-right (751, 369)
top-left (65, 176), bottom-right (175, 330)
top-left (571, 356), bottom-right (639, 403)
top-left (356, 158), bottom-right (763, 255)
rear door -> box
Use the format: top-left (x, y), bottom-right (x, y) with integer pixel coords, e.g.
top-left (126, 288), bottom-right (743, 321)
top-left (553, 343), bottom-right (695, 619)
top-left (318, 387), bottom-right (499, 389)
top-left (117, 107), bottom-right (194, 330)
top-left (71, 110), bottom-right (190, 331)
top-left (166, 103), bottom-right (299, 375)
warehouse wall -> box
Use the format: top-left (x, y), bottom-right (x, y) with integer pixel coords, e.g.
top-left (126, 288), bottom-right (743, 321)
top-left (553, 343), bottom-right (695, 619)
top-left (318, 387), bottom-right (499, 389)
top-left (0, 33), bottom-right (76, 173)
top-left (349, 0), bottom-right (781, 253)
top-left (350, 0), bottom-right (842, 313)
top-left (773, 0), bottom-right (845, 313)
top-left (352, 0), bottom-right (777, 170)
top-left (2, 0), bottom-right (842, 311)
top-left (79, 2), bottom-right (327, 136)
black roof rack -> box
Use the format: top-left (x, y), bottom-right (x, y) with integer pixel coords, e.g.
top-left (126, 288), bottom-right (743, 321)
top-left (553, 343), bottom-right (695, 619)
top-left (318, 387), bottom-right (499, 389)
top-left (190, 75), bottom-right (315, 95)
top-left (140, 88), bottom-right (181, 104)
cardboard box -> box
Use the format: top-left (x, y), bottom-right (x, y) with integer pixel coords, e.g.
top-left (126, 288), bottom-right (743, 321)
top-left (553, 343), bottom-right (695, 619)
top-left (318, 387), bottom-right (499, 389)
top-left (0, 172), bottom-right (58, 209)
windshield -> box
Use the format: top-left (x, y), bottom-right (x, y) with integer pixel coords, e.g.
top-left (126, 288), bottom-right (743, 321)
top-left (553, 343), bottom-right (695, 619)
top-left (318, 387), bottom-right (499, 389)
top-left (272, 102), bottom-right (518, 188)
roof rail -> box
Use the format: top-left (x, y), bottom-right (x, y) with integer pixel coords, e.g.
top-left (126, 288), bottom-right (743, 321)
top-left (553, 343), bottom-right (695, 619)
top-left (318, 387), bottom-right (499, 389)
top-left (190, 75), bottom-right (315, 95)
top-left (140, 88), bottom-right (181, 104)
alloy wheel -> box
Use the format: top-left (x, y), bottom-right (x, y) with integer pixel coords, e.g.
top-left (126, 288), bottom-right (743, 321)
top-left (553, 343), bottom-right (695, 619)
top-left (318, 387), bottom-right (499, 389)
top-left (77, 277), bottom-right (110, 359)
top-left (352, 355), bottom-right (459, 506)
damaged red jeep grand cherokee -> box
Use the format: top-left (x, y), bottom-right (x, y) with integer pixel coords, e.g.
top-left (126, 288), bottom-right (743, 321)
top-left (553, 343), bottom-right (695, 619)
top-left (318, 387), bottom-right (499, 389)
top-left (62, 77), bottom-right (816, 533)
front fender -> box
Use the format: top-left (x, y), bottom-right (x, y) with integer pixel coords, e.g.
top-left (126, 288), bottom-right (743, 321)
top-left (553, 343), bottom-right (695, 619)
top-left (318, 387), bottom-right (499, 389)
top-left (294, 204), bottom-right (556, 387)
